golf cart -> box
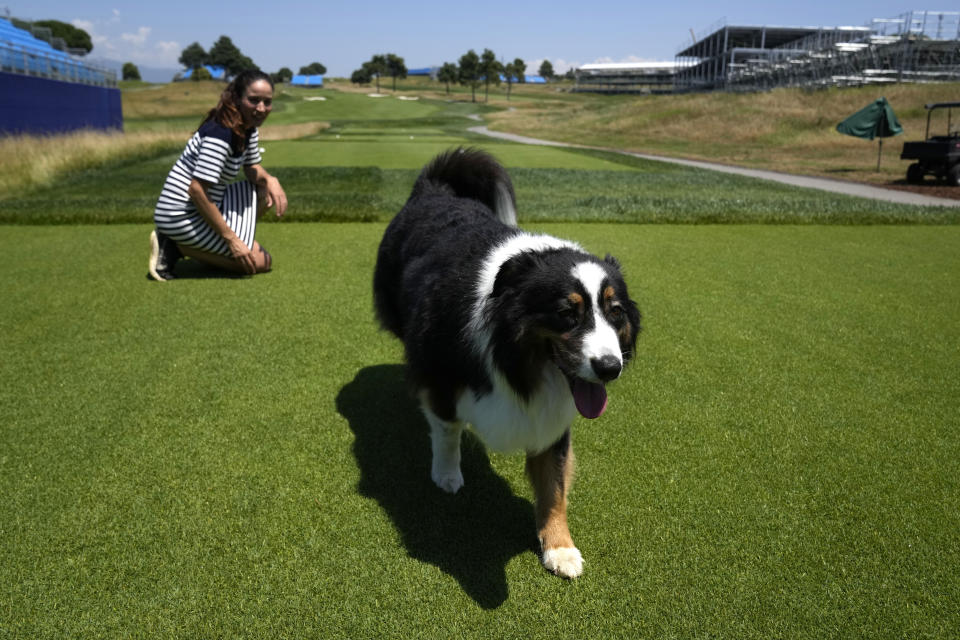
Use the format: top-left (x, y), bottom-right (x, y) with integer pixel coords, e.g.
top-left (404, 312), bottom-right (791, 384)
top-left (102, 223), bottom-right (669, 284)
top-left (901, 101), bottom-right (960, 185)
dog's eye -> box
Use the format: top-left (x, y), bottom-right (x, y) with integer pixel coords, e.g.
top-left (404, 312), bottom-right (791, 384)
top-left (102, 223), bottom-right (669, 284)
top-left (558, 307), bottom-right (579, 329)
top-left (608, 303), bottom-right (624, 324)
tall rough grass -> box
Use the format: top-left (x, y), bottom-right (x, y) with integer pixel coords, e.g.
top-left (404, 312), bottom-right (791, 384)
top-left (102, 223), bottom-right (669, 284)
top-left (0, 129), bottom-right (184, 196)
top-left (486, 82), bottom-right (960, 184)
top-left (0, 121), bottom-right (328, 198)
top-left (121, 80), bottom-right (222, 119)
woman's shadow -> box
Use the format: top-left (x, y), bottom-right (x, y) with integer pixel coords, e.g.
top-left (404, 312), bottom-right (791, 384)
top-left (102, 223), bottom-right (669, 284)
top-left (335, 364), bottom-right (538, 609)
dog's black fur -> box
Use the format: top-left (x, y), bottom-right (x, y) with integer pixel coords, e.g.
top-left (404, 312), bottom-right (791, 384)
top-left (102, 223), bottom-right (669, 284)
top-left (374, 148), bottom-right (639, 423)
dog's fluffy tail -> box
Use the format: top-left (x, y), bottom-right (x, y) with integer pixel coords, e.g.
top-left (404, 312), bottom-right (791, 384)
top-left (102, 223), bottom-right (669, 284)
top-left (413, 147), bottom-right (518, 227)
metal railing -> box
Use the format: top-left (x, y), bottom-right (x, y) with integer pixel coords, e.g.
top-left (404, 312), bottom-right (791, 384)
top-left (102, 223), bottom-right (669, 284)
top-left (0, 41), bottom-right (117, 87)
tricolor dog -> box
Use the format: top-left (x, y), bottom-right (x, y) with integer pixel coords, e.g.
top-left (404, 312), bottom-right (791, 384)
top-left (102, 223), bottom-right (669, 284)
top-left (373, 148), bottom-right (641, 578)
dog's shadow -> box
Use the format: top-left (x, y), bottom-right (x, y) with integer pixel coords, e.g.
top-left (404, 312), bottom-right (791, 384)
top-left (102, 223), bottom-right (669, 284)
top-left (336, 364), bottom-right (537, 609)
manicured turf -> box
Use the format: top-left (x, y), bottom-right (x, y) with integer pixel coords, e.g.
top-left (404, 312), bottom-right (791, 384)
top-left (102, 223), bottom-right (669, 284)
top-left (5, 142), bottom-right (959, 225)
top-left (260, 139), bottom-right (637, 170)
top-left (3, 85), bottom-right (959, 637)
top-left (1, 224), bottom-right (958, 638)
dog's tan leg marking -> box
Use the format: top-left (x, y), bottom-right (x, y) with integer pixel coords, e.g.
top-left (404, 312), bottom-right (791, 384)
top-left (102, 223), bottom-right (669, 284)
top-left (526, 430), bottom-right (583, 578)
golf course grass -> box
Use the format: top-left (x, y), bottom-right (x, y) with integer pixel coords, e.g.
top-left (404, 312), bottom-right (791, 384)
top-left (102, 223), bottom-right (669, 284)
top-left (1, 84), bottom-right (959, 638)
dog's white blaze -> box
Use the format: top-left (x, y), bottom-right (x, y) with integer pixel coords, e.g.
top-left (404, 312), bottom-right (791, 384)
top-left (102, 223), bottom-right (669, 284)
top-left (468, 232), bottom-right (581, 355)
top-left (457, 364), bottom-right (576, 454)
top-left (571, 261), bottom-right (623, 381)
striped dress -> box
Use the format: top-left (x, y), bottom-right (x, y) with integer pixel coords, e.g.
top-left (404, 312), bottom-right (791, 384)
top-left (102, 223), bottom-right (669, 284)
top-left (154, 120), bottom-right (263, 256)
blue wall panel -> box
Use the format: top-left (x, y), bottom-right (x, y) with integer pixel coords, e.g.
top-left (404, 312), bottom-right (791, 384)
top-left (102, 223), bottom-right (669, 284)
top-left (0, 72), bottom-right (123, 134)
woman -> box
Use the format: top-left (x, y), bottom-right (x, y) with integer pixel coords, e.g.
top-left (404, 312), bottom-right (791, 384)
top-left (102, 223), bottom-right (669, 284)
top-left (149, 69), bottom-right (287, 280)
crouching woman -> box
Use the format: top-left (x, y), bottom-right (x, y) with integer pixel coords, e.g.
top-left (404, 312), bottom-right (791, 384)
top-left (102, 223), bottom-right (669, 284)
top-left (149, 69), bottom-right (287, 280)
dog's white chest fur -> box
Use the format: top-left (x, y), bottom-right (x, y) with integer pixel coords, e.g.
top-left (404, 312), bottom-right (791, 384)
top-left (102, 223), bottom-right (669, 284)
top-left (456, 363), bottom-right (576, 454)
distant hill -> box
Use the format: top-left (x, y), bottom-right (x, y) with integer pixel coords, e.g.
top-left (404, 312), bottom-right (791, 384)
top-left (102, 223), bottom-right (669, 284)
top-left (87, 57), bottom-right (181, 84)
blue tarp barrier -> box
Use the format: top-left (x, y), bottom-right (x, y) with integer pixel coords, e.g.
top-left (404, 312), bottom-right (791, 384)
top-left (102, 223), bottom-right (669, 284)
top-left (0, 71), bottom-right (122, 134)
top-left (181, 65), bottom-right (226, 80)
top-left (291, 74), bottom-right (323, 86)
top-left (497, 74), bottom-right (547, 83)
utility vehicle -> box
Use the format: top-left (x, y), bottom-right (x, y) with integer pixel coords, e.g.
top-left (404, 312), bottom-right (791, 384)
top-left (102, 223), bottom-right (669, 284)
top-left (901, 101), bottom-right (960, 185)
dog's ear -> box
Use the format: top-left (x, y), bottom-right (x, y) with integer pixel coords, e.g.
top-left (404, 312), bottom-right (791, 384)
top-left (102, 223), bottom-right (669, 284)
top-left (603, 253), bottom-right (622, 271)
top-left (493, 252), bottom-right (542, 298)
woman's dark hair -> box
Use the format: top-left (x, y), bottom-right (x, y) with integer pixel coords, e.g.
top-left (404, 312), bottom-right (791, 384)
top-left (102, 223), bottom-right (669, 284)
top-left (200, 69), bottom-right (274, 153)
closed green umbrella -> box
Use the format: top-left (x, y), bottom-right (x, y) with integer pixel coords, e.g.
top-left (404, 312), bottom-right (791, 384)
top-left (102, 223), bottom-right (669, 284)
top-left (837, 97), bottom-right (904, 171)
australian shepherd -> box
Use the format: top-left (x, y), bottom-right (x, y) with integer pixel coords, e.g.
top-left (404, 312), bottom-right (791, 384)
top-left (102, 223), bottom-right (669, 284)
top-left (372, 148), bottom-right (641, 578)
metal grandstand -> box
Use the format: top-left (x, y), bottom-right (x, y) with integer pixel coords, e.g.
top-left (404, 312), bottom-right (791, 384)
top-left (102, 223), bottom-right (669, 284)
top-left (573, 61), bottom-right (688, 94)
top-left (0, 17), bottom-right (117, 87)
top-left (674, 10), bottom-right (960, 92)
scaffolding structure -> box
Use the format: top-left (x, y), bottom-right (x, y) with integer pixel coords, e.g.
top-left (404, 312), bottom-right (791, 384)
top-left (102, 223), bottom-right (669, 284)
top-left (674, 10), bottom-right (960, 92)
top-left (573, 62), bottom-right (686, 94)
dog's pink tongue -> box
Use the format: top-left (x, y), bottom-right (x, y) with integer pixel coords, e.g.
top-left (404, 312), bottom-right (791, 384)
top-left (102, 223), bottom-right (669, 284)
top-left (572, 379), bottom-right (608, 419)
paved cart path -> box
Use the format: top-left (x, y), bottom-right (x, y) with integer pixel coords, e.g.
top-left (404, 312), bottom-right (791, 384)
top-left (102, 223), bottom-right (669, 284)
top-left (468, 125), bottom-right (960, 208)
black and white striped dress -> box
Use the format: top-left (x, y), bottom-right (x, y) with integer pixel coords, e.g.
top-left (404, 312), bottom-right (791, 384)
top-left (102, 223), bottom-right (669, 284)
top-left (154, 120), bottom-right (263, 256)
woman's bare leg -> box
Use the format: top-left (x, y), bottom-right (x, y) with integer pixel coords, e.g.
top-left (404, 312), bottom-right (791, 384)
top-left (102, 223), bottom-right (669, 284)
top-left (179, 241), bottom-right (272, 274)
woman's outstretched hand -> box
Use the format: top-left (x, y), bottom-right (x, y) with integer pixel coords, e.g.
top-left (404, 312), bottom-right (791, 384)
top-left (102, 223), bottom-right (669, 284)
top-left (262, 176), bottom-right (287, 218)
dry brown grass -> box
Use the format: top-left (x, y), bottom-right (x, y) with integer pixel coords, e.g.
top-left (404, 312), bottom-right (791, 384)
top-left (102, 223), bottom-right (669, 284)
top-left (0, 129), bottom-right (185, 195)
top-left (486, 82), bottom-right (960, 185)
top-left (259, 121), bottom-right (330, 141)
top-left (0, 119), bottom-right (328, 196)
top-left (121, 81), bottom-right (223, 119)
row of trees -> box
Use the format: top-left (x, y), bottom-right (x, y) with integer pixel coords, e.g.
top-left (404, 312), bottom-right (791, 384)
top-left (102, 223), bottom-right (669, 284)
top-left (179, 38), bottom-right (327, 85)
top-left (174, 39), bottom-right (567, 95)
top-left (266, 62), bottom-right (327, 85)
top-left (350, 54), bottom-right (409, 93)
top-left (351, 49), bottom-right (562, 102)
top-left (179, 37), bottom-right (256, 77)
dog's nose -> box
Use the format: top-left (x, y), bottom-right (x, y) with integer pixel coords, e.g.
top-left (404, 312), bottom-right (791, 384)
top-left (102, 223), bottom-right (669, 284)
top-left (591, 355), bottom-right (622, 382)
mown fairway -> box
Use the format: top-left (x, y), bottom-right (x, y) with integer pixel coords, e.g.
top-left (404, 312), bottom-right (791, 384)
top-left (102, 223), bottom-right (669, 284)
top-left (1, 84), bottom-right (959, 638)
top-left (5, 85), bottom-right (959, 225)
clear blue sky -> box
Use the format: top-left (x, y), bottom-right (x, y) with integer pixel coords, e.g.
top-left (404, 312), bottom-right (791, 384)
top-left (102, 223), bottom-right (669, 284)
top-left (12, 1), bottom-right (926, 77)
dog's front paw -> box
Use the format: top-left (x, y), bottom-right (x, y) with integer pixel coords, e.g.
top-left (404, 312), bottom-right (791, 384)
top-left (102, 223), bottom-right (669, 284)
top-left (431, 467), bottom-right (464, 494)
top-left (542, 546), bottom-right (584, 578)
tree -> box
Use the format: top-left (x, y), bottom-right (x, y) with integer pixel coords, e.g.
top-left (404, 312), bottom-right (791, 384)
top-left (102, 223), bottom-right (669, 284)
top-left (179, 42), bottom-right (208, 70)
top-left (298, 62), bottom-right (327, 75)
top-left (208, 35), bottom-right (257, 77)
top-left (512, 58), bottom-right (527, 83)
top-left (191, 67), bottom-right (212, 82)
top-left (122, 62), bottom-right (141, 81)
top-left (458, 49), bottom-right (481, 103)
top-left (366, 54), bottom-right (387, 93)
top-left (33, 20), bottom-right (92, 54)
top-left (386, 53), bottom-right (407, 92)
top-left (351, 67), bottom-right (372, 85)
top-left (437, 62), bottom-right (458, 95)
top-left (503, 61), bottom-right (518, 101)
top-left (503, 58), bottom-right (527, 101)
top-left (478, 48), bottom-right (502, 103)
top-left (538, 60), bottom-right (555, 81)
top-left (272, 67), bottom-right (293, 84)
